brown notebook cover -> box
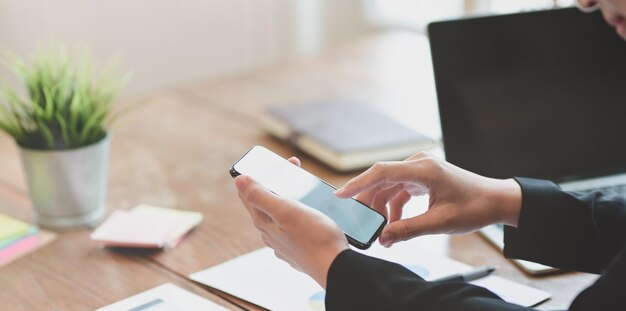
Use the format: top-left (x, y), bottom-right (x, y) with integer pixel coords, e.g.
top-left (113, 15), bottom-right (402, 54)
top-left (260, 100), bottom-right (437, 171)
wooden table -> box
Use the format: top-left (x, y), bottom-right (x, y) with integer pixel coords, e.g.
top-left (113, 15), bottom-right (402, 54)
top-left (0, 30), bottom-right (596, 310)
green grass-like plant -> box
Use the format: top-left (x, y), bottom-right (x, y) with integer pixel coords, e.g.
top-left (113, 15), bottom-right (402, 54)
top-left (0, 45), bottom-right (129, 150)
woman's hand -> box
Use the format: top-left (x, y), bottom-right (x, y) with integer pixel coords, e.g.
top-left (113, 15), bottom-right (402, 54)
top-left (235, 157), bottom-right (348, 288)
top-left (335, 152), bottom-right (522, 248)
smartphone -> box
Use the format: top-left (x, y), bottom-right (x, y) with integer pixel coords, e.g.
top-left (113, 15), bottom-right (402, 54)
top-left (230, 146), bottom-right (387, 249)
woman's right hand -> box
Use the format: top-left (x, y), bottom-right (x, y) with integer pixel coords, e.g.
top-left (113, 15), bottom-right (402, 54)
top-left (335, 152), bottom-right (523, 247)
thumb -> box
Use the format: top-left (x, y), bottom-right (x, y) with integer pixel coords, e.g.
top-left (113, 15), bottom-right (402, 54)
top-left (287, 156), bottom-right (301, 167)
top-left (235, 175), bottom-right (289, 221)
top-left (379, 212), bottom-right (442, 247)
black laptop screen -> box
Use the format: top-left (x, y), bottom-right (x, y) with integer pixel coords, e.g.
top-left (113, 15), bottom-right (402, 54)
top-left (429, 8), bottom-right (626, 182)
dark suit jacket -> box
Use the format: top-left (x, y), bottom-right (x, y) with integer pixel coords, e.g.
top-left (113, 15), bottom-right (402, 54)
top-left (325, 177), bottom-right (626, 310)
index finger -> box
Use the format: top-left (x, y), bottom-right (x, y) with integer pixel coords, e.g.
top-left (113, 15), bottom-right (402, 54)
top-left (335, 161), bottom-right (427, 198)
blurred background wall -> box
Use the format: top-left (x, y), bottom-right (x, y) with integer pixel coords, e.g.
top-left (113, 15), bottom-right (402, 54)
top-left (0, 0), bottom-right (575, 99)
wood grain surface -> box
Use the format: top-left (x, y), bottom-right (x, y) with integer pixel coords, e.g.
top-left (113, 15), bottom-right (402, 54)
top-left (0, 185), bottom-right (236, 310)
top-left (0, 30), bottom-right (596, 310)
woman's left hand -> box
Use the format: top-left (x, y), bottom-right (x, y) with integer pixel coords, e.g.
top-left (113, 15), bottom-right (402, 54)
top-left (234, 159), bottom-right (348, 288)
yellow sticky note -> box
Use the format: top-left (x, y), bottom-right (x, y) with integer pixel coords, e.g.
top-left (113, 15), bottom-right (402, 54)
top-left (0, 214), bottom-right (31, 242)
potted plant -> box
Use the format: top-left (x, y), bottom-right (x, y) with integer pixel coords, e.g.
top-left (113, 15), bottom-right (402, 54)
top-left (0, 46), bottom-right (128, 230)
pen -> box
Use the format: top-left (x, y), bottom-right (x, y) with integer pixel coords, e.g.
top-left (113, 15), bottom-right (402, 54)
top-left (431, 266), bottom-right (497, 283)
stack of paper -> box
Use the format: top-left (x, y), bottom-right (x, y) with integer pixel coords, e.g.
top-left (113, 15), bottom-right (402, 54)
top-left (90, 205), bottom-right (202, 249)
top-left (190, 239), bottom-right (552, 311)
top-left (0, 213), bottom-right (56, 266)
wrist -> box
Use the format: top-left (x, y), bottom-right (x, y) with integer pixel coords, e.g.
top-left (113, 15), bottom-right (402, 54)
top-left (493, 178), bottom-right (522, 227)
top-left (313, 245), bottom-right (348, 289)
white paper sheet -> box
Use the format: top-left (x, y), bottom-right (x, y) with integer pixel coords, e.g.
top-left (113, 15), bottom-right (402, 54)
top-left (361, 240), bottom-right (552, 307)
top-left (190, 239), bottom-right (551, 311)
top-left (96, 283), bottom-right (227, 311)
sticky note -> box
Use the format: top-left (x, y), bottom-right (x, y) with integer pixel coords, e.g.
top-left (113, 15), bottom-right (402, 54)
top-left (131, 205), bottom-right (203, 247)
top-left (0, 229), bottom-right (56, 267)
top-left (0, 214), bottom-right (31, 243)
top-left (90, 210), bottom-right (182, 248)
top-left (0, 227), bottom-right (38, 249)
top-left (0, 234), bottom-right (38, 266)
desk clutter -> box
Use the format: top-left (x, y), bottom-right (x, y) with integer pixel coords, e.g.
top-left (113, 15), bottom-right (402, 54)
top-left (191, 238), bottom-right (551, 311)
top-left (90, 205), bottom-right (202, 249)
top-left (0, 213), bottom-right (56, 267)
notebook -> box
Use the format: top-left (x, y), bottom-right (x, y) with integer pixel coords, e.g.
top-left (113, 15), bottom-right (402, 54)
top-left (259, 100), bottom-right (437, 171)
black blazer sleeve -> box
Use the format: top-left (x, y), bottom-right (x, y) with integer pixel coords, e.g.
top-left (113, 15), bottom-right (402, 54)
top-left (325, 249), bottom-right (530, 311)
top-left (325, 177), bottom-right (626, 310)
top-left (504, 177), bottom-right (626, 273)
top-left (503, 177), bottom-right (626, 310)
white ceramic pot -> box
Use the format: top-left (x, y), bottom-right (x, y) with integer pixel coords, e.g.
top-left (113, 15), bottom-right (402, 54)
top-left (19, 134), bottom-right (110, 230)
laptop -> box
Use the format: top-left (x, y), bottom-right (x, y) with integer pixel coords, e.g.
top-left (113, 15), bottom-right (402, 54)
top-left (428, 8), bottom-right (626, 274)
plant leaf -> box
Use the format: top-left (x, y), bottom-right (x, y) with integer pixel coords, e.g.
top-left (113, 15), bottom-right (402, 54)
top-left (0, 44), bottom-right (128, 150)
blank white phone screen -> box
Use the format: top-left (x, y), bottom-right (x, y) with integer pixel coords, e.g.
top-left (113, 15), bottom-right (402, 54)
top-left (233, 146), bottom-right (385, 245)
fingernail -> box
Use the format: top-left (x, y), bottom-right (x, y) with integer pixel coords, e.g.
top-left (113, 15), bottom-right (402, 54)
top-left (379, 232), bottom-right (393, 246)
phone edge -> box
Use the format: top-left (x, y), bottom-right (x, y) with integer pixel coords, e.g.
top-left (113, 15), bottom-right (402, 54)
top-left (229, 146), bottom-right (386, 250)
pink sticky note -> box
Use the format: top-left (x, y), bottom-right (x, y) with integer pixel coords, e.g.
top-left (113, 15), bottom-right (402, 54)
top-left (90, 210), bottom-right (182, 248)
top-left (0, 234), bottom-right (38, 266)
